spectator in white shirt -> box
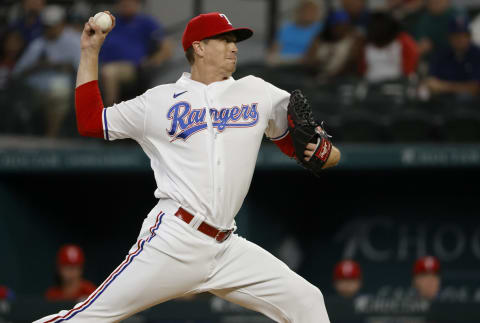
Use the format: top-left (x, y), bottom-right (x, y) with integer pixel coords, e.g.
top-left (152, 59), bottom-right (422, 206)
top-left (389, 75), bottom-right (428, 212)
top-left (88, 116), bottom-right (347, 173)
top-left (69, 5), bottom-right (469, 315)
top-left (13, 5), bottom-right (81, 137)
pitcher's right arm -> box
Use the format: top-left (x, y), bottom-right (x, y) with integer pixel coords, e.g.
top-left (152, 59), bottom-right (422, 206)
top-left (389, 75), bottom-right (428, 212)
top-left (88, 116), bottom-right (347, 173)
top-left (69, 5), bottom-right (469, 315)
top-left (75, 13), bottom-right (115, 137)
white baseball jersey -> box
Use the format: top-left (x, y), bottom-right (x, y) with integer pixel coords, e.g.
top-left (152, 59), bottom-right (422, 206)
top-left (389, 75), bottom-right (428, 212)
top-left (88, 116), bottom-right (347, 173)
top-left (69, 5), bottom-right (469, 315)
top-left (103, 72), bottom-right (290, 229)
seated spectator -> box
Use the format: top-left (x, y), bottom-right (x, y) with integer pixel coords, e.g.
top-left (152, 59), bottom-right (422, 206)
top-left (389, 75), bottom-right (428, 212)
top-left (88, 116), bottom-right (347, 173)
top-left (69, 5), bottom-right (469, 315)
top-left (99, 0), bottom-right (173, 106)
top-left (387, 0), bottom-right (425, 36)
top-left (333, 260), bottom-right (362, 298)
top-left (8, 0), bottom-right (45, 46)
top-left (0, 30), bottom-right (25, 90)
top-left (45, 244), bottom-right (96, 302)
top-left (412, 256), bottom-right (441, 300)
top-left (415, 0), bottom-right (457, 58)
top-left (12, 5), bottom-right (80, 137)
top-left (423, 16), bottom-right (480, 98)
top-left (267, 0), bottom-right (324, 65)
top-left (304, 11), bottom-right (361, 82)
top-left (339, 0), bottom-right (370, 36)
top-left (360, 12), bottom-right (419, 83)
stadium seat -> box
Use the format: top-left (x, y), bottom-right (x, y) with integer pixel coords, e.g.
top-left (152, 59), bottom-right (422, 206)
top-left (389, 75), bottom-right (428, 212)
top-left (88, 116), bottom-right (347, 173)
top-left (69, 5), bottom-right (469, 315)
top-left (387, 109), bottom-right (438, 142)
top-left (441, 110), bottom-right (480, 142)
top-left (303, 88), bottom-right (342, 119)
top-left (0, 83), bottom-right (44, 135)
top-left (361, 80), bottom-right (411, 116)
top-left (333, 109), bottom-right (387, 142)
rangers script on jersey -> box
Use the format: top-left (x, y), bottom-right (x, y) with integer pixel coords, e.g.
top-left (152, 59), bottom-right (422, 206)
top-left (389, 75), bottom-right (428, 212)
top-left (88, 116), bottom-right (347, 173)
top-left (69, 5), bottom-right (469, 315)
top-left (104, 72), bottom-right (290, 229)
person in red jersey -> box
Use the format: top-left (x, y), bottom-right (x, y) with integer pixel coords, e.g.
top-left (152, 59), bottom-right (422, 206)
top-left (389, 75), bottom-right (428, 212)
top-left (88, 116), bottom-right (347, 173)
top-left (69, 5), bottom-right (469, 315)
top-left (333, 259), bottom-right (362, 298)
top-left (45, 244), bottom-right (96, 302)
top-left (412, 255), bottom-right (441, 300)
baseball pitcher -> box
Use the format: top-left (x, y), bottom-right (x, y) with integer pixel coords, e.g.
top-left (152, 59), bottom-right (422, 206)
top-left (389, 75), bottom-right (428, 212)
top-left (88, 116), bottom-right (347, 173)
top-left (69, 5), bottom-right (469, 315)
top-left (35, 11), bottom-right (340, 323)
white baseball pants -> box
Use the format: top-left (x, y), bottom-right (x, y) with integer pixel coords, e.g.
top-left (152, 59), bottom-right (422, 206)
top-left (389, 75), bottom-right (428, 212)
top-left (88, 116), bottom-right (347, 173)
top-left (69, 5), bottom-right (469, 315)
top-left (34, 199), bottom-right (330, 323)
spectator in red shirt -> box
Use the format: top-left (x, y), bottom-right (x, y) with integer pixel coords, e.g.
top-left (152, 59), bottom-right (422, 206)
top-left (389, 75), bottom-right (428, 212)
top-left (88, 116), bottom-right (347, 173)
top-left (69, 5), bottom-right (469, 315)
top-left (45, 244), bottom-right (96, 302)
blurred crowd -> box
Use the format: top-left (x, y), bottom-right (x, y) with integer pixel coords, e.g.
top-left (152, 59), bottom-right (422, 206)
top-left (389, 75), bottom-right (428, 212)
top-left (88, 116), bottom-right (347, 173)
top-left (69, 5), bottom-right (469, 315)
top-left (0, 244), bottom-right (94, 303)
top-left (0, 0), bottom-right (172, 137)
top-left (0, 245), bottom-right (443, 316)
top-left (252, 0), bottom-right (480, 143)
top-left (331, 256), bottom-right (441, 301)
top-left (268, 0), bottom-right (480, 97)
top-left (0, 0), bottom-right (480, 139)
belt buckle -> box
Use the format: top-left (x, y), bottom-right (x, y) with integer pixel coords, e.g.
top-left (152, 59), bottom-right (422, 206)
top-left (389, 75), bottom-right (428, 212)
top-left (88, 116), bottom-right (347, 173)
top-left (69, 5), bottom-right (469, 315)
top-left (215, 229), bottom-right (231, 243)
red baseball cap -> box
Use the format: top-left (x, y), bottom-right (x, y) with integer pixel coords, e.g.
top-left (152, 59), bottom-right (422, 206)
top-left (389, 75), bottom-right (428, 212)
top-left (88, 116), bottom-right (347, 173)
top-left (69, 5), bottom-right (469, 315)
top-left (182, 12), bottom-right (253, 51)
top-left (413, 256), bottom-right (440, 275)
top-left (57, 244), bottom-right (85, 266)
top-left (333, 260), bottom-right (362, 280)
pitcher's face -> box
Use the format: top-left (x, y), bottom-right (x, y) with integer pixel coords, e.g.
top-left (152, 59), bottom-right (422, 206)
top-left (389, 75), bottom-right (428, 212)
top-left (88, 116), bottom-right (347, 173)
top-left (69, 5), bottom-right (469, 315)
top-left (201, 33), bottom-right (238, 76)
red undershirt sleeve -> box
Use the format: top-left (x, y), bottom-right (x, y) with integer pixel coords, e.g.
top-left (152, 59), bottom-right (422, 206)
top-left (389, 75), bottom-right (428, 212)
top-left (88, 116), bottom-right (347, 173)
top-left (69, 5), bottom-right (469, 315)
top-left (75, 80), bottom-right (105, 138)
top-left (273, 133), bottom-right (296, 158)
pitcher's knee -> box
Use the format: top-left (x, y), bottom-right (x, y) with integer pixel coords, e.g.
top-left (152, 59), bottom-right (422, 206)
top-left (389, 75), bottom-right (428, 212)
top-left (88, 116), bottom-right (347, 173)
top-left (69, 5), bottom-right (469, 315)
top-left (286, 284), bottom-right (328, 322)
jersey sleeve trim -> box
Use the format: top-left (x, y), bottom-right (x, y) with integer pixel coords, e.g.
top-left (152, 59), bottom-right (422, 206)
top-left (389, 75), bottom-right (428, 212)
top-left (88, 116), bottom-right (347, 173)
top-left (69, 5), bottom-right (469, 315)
top-left (273, 132), bottom-right (296, 158)
top-left (269, 128), bottom-right (289, 141)
top-left (103, 108), bottom-right (110, 141)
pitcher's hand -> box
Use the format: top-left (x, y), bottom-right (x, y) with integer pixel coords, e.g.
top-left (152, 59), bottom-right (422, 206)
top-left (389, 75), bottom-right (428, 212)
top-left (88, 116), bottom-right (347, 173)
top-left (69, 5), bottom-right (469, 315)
top-left (81, 11), bottom-right (116, 54)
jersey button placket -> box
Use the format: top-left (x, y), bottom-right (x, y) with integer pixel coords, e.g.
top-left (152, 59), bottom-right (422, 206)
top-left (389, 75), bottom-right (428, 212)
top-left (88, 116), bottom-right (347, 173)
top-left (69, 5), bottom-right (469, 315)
top-left (205, 89), bottom-right (219, 217)
top-left (214, 132), bottom-right (224, 205)
top-left (210, 89), bottom-right (224, 218)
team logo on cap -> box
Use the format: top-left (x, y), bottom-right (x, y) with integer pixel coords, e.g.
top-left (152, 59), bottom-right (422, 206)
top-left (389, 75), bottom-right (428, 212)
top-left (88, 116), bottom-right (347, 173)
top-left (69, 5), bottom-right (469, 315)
top-left (219, 13), bottom-right (232, 25)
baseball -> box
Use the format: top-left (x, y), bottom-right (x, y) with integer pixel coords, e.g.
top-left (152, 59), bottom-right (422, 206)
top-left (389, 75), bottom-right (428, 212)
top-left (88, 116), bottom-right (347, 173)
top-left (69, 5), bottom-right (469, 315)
top-left (93, 12), bottom-right (112, 32)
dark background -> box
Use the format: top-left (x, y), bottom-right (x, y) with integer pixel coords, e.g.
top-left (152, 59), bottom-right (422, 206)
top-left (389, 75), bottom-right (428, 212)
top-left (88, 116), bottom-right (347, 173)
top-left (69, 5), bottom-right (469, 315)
top-left (2, 167), bottom-right (480, 295)
top-left (2, 163), bottom-right (480, 323)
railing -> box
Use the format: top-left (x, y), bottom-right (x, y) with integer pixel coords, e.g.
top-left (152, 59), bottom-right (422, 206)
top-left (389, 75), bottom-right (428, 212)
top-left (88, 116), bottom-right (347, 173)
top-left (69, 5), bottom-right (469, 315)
top-left (1, 140), bottom-right (480, 173)
top-left (2, 295), bottom-right (480, 323)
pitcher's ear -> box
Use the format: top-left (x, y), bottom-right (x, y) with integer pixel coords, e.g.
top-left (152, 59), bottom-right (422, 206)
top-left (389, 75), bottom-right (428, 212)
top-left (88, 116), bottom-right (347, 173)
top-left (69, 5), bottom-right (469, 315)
top-left (192, 41), bottom-right (205, 58)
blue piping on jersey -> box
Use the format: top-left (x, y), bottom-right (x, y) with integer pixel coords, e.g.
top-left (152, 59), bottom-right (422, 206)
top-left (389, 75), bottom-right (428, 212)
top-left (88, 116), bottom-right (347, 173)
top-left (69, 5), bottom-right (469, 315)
top-left (270, 128), bottom-right (289, 141)
top-left (103, 108), bottom-right (109, 141)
